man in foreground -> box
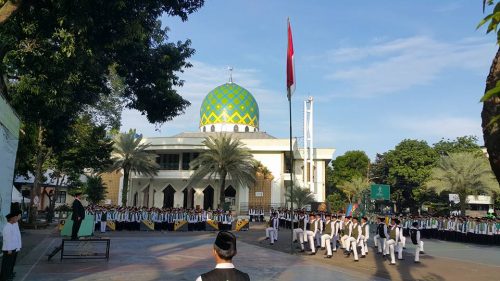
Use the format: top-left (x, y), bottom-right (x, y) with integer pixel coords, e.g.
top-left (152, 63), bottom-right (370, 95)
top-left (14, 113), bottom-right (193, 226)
top-left (196, 231), bottom-right (250, 281)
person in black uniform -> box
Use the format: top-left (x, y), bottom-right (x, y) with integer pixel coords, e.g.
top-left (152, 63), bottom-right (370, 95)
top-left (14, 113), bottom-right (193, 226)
top-left (71, 192), bottom-right (85, 240)
top-left (196, 231), bottom-right (250, 281)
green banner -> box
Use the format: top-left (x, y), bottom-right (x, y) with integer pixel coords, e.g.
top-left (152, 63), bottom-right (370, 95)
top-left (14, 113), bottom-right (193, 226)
top-left (0, 94), bottom-right (20, 139)
top-left (61, 213), bottom-right (95, 237)
top-left (370, 184), bottom-right (390, 201)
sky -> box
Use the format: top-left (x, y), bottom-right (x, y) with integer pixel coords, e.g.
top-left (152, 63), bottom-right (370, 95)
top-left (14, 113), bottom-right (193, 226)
top-left (121, 0), bottom-right (497, 160)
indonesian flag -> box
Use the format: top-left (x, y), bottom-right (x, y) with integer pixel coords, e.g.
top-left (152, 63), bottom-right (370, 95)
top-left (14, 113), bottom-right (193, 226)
top-left (286, 19), bottom-right (295, 99)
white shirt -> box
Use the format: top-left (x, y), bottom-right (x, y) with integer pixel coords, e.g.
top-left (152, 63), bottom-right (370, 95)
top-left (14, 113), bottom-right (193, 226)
top-left (2, 222), bottom-right (21, 251)
top-left (195, 263), bottom-right (235, 281)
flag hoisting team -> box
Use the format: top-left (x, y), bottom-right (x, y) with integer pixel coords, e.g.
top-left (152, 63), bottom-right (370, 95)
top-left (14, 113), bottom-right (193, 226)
top-left (260, 209), bottom-right (442, 264)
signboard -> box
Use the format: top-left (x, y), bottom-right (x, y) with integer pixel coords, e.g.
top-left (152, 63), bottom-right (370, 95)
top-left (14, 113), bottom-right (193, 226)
top-left (255, 192), bottom-right (263, 197)
top-left (61, 213), bottom-right (95, 237)
top-left (370, 184), bottom-right (390, 201)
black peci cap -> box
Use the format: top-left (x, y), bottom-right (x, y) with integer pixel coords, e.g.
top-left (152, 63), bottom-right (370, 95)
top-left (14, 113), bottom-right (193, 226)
top-left (5, 213), bottom-right (16, 220)
top-left (214, 231), bottom-right (237, 251)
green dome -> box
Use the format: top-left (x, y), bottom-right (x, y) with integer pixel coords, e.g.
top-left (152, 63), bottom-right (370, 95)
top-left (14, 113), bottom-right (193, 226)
top-left (200, 83), bottom-right (259, 129)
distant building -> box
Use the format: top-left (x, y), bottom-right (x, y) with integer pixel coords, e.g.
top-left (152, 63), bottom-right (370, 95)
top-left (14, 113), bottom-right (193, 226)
top-left (121, 81), bottom-right (335, 213)
top-left (448, 194), bottom-right (494, 216)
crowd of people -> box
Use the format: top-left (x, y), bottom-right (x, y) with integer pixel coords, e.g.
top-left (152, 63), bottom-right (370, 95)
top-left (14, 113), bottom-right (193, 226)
top-left (85, 205), bottom-right (236, 232)
top-left (261, 208), bottom-right (500, 264)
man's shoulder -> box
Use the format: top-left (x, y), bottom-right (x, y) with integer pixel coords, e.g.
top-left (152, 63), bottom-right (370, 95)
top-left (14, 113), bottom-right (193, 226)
top-left (201, 268), bottom-right (250, 281)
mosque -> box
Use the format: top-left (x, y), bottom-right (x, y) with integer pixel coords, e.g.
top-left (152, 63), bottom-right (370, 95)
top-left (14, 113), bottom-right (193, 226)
top-left (124, 80), bottom-right (335, 213)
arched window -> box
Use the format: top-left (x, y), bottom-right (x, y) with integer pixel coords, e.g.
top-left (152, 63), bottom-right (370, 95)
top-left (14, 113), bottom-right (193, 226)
top-left (245, 126), bottom-right (249, 132)
top-left (233, 125), bottom-right (239, 132)
top-left (210, 125), bottom-right (215, 132)
top-left (202, 126), bottom-right (206, 132)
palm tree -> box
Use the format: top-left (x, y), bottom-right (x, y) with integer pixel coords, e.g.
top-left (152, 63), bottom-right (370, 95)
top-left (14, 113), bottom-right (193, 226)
top-left (188, 133), bottom-right (256, 209)
top-left (426, 152), bottom-right (500, 215)
top-left (286, 187), bottom-right (315, 209)
top-left (339, 176), bottom-right (370, 204)
top-left (85, 175), bottom-right (107, 205)
top-left (109, 129), bottom-right (159, 206)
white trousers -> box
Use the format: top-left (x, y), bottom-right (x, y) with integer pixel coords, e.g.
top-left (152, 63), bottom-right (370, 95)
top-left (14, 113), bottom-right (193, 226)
top-left (397, 241), bottom-right (404, 259)
top-left (377, 237), bottom-right (387, 254)
top-left (100, 221), bottom-right (106, 233)
top-left (414, 241), bottom-right (424, 261)
top-left (400, 235), bottom-right (406, 248)
top-left (265, 227), bottom-right (275, 239)
top-left (293, 228), bottom-right (303, 242)
top-left (321, 234), bottom-right (333, 255)
top-left (305, 230), bottom-right (316, 252)
top-left (358, 235), bottom-right (368, 255)
top-left (268, 229), bottom-right (278, 243)
top-left (385, 239), bottom-right (396, 263)
top-left (340, 235), bottom-right (349, 249)
top-left (348, 237), bottom-right (359, 260)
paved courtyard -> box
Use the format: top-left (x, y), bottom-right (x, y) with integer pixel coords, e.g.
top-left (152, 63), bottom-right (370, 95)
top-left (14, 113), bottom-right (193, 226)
top-left (13, 225), bottom-right (500, 281)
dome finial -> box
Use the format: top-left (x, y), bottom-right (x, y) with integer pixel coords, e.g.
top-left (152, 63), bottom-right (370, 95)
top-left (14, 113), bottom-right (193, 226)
top-left (228, 66), bottom-right (233, 83)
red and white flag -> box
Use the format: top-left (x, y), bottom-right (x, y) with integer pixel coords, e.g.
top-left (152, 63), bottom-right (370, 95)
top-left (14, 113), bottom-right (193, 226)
top-left (286, 18), bottom-right (295, 99)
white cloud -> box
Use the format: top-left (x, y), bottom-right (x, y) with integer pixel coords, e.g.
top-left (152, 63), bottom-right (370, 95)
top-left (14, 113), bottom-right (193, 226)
top-left (323, 36), bottom-right (495, 98)
top-left (390, 115), bottom-right (482, 139)
top-left (121, 60), bottom-right (287, 136)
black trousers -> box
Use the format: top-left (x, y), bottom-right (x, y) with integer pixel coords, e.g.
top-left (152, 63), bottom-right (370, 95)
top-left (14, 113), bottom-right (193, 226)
top-left (71, 219), bottom-right (83, 239)
top-left (0, 251), bottom-right (15, 281)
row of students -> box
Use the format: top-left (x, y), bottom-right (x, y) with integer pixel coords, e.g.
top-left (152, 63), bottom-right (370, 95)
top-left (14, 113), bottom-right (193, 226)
top-left (86, 206), bottom-right (234, 232)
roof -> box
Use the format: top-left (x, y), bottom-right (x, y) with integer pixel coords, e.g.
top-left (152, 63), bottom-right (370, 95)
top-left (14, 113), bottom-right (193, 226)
top-left (169, 131), bottom-right (276, 139)
top-left (199, 83), bottom-right (259, 128)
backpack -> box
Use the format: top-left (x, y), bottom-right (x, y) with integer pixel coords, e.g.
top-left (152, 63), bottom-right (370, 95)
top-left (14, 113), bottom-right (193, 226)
top-left (377, 223), bottom-right (386, 238)
top-left (410, 228), bottom-right (419, 245)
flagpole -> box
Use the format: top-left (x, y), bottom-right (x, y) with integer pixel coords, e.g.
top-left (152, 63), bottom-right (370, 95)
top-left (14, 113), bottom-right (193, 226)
top-left (286, 17), bottom-right (295, 255)
top-left (288, 90), bottom-right (294, 255)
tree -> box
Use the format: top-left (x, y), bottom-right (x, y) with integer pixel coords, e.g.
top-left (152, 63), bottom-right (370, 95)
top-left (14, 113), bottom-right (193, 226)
top-left (3, 0), bottom-right (204, 212)
top-left (338, 176), bottom-right (370, 204)
top-left (286, 187), bottom-right (316, 209)
top-left (327, 193), bottom-right (346, 213)
top-left (41, 116), bottom-right (113, 222)
top-left (426, 152), bottom-right (500, 215)
top-left (330, 150), bottom-right (370, 187)
top-left (84, 175), bottom-right (107, 205)
top-left (188, 134), bottom-right (256, 209)
top-left (109, 129), bottom-right (159, 206)
top-left (477, 0), bottom-right (500, 184)
top-left (370, 153), bottom-right (390, 185)
top-left (433, 136), bottom-right (482, 156)
top-left (385, 139), bottom-right (439, 213)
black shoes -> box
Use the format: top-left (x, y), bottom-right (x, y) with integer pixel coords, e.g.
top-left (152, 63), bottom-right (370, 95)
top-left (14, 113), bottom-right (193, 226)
top-left (324, 255), bottom-right (332, 259)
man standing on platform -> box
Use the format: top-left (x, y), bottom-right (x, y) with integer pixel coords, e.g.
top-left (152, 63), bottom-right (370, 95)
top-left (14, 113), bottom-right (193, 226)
top-left (71, 192), bottom-right (85, 240)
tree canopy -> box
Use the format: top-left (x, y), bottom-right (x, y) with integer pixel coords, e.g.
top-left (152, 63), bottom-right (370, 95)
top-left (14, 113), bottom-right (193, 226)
top-left (330, 150), bottom-right (370, 187)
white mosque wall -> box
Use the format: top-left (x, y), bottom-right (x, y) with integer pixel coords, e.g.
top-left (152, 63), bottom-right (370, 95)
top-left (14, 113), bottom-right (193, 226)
top-left (200, 123), bottom-right (258, 133)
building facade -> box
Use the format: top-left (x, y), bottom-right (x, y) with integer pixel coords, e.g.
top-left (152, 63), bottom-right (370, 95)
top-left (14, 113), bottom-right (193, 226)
top-left (125, 82), bottom-right (335, 213)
